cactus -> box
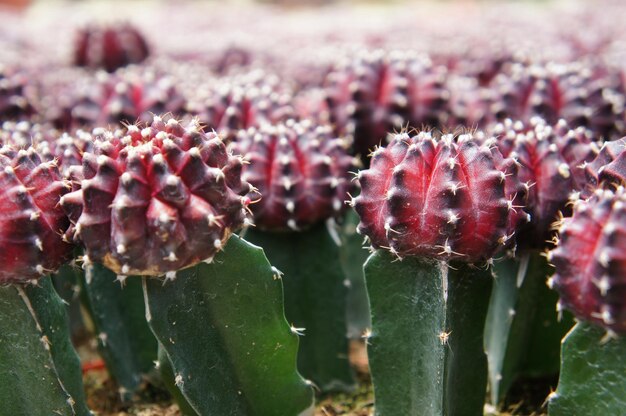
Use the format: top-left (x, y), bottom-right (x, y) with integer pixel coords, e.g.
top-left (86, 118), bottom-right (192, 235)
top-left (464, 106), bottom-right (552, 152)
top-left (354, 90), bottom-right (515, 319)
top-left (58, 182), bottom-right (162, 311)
top-left (546, 187), bottom-right (626, 414)
top-left (234, 120), bottom-right (357, 391)
top-left (489, 118), bottom-right (598, 249)
top-left (61, 116), bottom-right (250, 277)
top-left (584, 138), bottom-right (626, 194)
top-left (60, 116), bottom-right (312, 414)
top-left (73, 23), bottom-right (150, 72)
top-left (319, 51), bottom-right (451, 162)
top-left (144, 235), bottom-right (315, 415)
top-left (0, 67), bottom-right (36, 121)
top-left (355, 131), bottom-right (526, 415)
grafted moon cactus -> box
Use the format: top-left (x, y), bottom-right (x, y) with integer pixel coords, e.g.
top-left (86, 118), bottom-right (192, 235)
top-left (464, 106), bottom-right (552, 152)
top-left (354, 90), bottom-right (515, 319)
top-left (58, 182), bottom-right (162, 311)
top-left (61, 115), bottom-right (251, 277)
top-left (0, 146), bottom-right (72, 283)
top-left (353, 131), bottom-right (528, 262)
top-left (490, 118), bottom-right (598, 248)
top-left (549, 187), bottom-right (626, 334)
top-left (231, 120), bottom-right (355, 231)
top-left (73, 23), bottom-right (150, 72)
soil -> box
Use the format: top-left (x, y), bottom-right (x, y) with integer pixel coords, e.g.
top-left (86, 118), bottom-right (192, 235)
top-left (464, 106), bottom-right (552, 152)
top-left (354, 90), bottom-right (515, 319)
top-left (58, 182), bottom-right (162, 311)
top-left (80, 336), bottom-right (551, 416)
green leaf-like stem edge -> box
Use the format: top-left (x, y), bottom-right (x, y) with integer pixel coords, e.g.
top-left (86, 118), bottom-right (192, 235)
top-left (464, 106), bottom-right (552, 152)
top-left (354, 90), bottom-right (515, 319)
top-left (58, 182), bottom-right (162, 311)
top-left (144, 235), bottom-right (314, 416)
top-left (364, 250), bottom-right (492, 416)
top-left (548, 322), bottom-right (626, 416)
top-left (0, 276), bottom-right (90, 416)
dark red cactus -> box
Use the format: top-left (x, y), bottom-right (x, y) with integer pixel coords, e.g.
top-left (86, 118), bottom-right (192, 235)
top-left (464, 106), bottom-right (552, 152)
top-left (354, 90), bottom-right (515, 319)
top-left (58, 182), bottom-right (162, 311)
top-left (230, 120), bottom-right (355, 231)
top-left (46, 70), bottom-right (186, 130)
top-left (61, 115), bottom-right (251, 278)
top-left (74, 23), bottom-right (150, 72)
top-left (0, 68), bottom-right (36, 120)
top-left (1, 121), bottom-right (93, 177)
top-left (0, 146), bottom-right (72, 284)
top-left (490, 118), bottom-right (599, 248)
top-left (321, 51), bottom-right (450, 161)
top-left (549, 187), bottom-right (626, 334)
top-left (353, 131), bottom-right (528, 262)
top-left (491, 63), bottom-right (624, 139)
top-left (188, 72), bottom-right (293, 142)
top-left (584, 138), bottom-right (626, 192)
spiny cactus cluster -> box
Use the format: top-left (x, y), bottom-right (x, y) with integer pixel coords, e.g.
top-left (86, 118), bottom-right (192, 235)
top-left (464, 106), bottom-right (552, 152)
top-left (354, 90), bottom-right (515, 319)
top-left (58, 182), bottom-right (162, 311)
top-left (549, 187), bottom-right (626, 335)
top-left (60, 116), bottom-right (251, 279)
top-left (352, 131), bottom-right (528, 262)
top-left (231, 120), bottom-right (355, 231)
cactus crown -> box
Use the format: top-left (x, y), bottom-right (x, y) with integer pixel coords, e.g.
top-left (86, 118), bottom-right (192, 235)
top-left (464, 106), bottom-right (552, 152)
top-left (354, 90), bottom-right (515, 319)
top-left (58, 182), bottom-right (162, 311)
top-left (61, 115), bottom-right (251, 278)
top-left (353, 130), bottom-right (528, 262)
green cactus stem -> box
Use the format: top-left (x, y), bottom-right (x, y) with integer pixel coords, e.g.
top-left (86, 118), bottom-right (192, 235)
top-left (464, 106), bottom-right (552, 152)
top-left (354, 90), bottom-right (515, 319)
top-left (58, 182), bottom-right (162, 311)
top-left (244, 222), bottom-right (357, 393)
top-left (79, 263), bottom-right (158, 400)
top-left (484, 252), bottom-right (574, 407)
top-left (0, 277), bottom-right (90, 416)
top-left (548, 322), bottom-right (626, 415)
top-left (339, 209), bottom-right (371, 339)
top-left (156, 343), bottom-right (198, 416)
top-left (364, 251), bottom-right (492, 416)
top-left (143, 235), bottom-right (315, 415)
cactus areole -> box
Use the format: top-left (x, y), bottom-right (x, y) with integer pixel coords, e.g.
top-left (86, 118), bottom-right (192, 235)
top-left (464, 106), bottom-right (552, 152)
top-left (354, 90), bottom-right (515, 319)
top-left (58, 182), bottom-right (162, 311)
top-left (550, 187), bottom-right (626, 335)
top-left (353, 131), bottom-right (528, 262)
top-left (61, 115), bottom-right (252, 278)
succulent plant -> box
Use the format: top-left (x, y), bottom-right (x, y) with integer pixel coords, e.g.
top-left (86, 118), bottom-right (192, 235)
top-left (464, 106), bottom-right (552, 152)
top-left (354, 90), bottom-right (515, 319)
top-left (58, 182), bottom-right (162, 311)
top-left (321, 51), bottom-right (451, 161)
top-left (355, 130), bottom-right (528, 416)
top-left (548, 187), bottom-right (626, 416)
top-left (549, 187), bottom-right (626, 334)
top-left (0, 145), bottom-right (72, 284)
top-left (73, 23), bottom-right (150, 72)
top-left (187, 71), bottom-right (294, 142)
top-left (231, 120), bottom-right (355, 231)
top-left (490, 118), bottom-right (599, 249)
top-left (61, 115), bottom-right (251, 278)
top-left (0, 67), bottom-right (36, 120)
top-left (353, 131), bottom-right (528, 261)
top-left (236, 119), bottom-right (358, 392)
top-left (43, 69), bottom-right (186, 131)
top-left (491, 62), bottom-right (624, 139)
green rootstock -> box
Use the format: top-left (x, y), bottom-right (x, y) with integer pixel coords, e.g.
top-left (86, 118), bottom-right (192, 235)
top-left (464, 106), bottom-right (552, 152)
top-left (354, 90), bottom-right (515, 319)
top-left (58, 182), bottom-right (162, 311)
top-left (339, 209), bottom-right (371, 339)
top-left (0, 277), bottom-right (90, 416)
top-left (364, 251), bottom-right (492, 416)
top-left (548, 322), bottom-right (626, 415)
top-left (245, 222), bottom-right (356, 393)
top-left (144, 235), bottom-right (315, 416)
top-left (80, 264), bottom-right (158, 399)
top-left (484, 253), bottom-right (574, 407)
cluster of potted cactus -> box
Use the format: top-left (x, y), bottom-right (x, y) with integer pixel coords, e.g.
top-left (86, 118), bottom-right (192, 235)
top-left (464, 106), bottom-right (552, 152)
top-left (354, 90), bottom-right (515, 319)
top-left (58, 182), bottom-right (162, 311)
top-left (0, 1), bottom-right (625, 415)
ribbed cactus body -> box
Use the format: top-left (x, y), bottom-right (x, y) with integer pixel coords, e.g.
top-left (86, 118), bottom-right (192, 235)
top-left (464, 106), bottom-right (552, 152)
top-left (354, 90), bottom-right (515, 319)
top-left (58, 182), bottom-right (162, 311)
top-left (74, 24), bottom-right (150, 72)
top-left (492, 119), bottom-right (598, 248)
top-left (62, 116), bottom-right (250, 277)
top-left (232, 120), bottom-right (354, 231)
top-left (354, 132), bottom-right (527, 262)
top-left (550, 187), bottom-right (626, 334)
top-left (0, 146), bottom-right (72, 283)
